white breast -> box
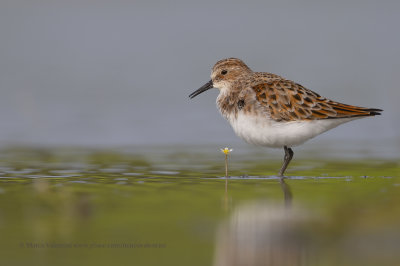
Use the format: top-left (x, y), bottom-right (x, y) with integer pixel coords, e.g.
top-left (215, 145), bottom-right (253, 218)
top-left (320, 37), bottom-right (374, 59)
top-left (226, 112), bottom-right (358, 148)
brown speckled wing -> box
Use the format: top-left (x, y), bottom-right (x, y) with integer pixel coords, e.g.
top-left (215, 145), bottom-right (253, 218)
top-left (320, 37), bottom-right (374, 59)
top-left (252, 79), bottom-right (382, 121)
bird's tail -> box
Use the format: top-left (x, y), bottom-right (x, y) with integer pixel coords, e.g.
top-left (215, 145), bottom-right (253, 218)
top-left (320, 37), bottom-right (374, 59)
top-left (329, 102), bottom-right (382, 118)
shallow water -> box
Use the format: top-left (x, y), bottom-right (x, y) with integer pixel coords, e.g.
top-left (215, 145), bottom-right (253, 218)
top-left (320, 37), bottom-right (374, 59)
top-left (0, 147), bottom-right (399, 266)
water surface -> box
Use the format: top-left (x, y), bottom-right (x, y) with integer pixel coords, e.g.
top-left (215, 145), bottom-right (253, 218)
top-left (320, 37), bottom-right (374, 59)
top-left (0, 147), bottom-right (399, 266)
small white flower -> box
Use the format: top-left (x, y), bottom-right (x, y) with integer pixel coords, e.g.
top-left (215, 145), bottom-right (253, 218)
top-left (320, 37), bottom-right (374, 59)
top-left (221, 147), bottom-right (233, 155)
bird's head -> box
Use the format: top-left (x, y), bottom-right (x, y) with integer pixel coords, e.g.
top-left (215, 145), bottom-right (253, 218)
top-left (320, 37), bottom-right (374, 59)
top-left (189, 58), bottom-right (252, 99)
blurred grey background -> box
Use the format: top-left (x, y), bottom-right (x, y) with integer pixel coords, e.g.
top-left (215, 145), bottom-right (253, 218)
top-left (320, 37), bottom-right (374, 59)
top-left (0, 0), bottom-right (398, 150)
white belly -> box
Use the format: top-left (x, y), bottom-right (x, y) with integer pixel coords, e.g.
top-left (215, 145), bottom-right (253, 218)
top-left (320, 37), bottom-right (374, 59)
top-left (227, 113), bottom-right (358, 148)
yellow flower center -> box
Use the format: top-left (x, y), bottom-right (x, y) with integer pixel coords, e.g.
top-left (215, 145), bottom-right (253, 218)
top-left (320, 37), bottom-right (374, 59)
top-left (221, 148), bottom-right (232, 155)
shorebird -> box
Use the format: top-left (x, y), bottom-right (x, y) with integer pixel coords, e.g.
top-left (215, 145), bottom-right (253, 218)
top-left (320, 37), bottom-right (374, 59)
top-left (189, 58), bottom-right (382, 177)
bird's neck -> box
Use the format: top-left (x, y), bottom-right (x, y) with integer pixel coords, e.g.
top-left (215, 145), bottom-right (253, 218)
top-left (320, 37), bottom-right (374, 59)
top-left (216, 86), bottom-right (241, 120)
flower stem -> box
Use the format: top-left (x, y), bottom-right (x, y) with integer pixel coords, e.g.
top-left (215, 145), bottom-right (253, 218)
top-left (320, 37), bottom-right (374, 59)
top-left (225, 154), bottom-right (228, 178)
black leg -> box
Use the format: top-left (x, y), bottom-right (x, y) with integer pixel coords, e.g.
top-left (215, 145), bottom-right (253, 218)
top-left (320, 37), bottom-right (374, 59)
top-left (278, 146), bottom-right (294, 177)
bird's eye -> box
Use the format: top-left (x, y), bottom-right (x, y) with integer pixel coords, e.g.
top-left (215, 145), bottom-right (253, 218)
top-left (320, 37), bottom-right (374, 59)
top-left (221, 70), bottom-right (228, 75)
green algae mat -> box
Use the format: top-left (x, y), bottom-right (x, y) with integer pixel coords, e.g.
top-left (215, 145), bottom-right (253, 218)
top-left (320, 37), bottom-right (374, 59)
top-left (0, 147), bottom-right (399, 266)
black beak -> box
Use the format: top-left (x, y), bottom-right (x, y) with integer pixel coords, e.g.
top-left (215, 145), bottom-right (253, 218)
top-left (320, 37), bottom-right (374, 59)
top-left (189, 80), bottom-right (214, 99)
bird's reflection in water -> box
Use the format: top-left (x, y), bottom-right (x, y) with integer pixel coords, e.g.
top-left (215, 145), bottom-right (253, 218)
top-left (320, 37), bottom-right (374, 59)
top-left (279, 178), bottom-right (292, 208)
top-left (215, 178), bottom-right (310, 266)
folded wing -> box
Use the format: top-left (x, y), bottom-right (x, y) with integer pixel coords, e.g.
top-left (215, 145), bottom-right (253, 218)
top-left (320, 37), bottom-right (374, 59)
top-left (252, 80), bottom-right (382, 122)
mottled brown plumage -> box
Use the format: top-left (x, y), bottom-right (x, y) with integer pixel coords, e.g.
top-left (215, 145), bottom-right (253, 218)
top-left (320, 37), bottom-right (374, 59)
top-left (209, 58), bottom-right (382, 122)
top-left (251, 79), bottom-right (382, 122)
top-left (189, 58), bottom-right (382, 177)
